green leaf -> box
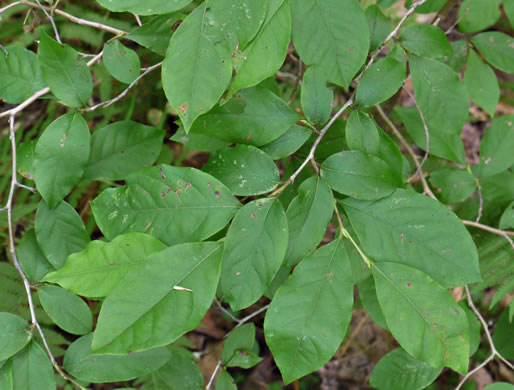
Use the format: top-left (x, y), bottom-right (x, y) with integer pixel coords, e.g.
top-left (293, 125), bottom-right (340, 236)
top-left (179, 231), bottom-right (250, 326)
top-left (0, 47), bottom-right (46, 104)
top-left (492, 309), bottom-right (514, 359)
top-left (188, 86), bottom-right (299, 147)
top-left (355, 56), bottom-right (406, 108)
top-left (500, 200), bottom-right (514, 230)
top-left (321, 151), bottom-right (401, 200)
top-left (459, 301), bottom-right (481, 357)
top-left (290, 0), bottom-right (369, 88)
top-left (372, 262), bottom-right (470, 373)
top-left (16, 229), bottom-right (54, 284)
top-left (479, 170), bottom-right (514, 201)
top-left (162, 4), bottom-right (232, 131)
top-left (43, 233), bottom-right (166, 298)
top-left (228, 0), bottom-right (290, 97)
top-left (458, 0), bottom-right (501, 33)
top-left (0, 359), bottom-right (12, 390)
top-left (505, 0), bottom-right (514, 28)
top-left (376, 125), bottom-right (405, 180)
top-left (33, 113), bottom-right (91, 208)
top-left (301, 66), bottom-right (333, 126)
top-left (429, 168), bottom-right (476, 204)
top-left (365, 4), bottom-right (391, 52)
top-left (342, 189), bottom-right (481, 288)
top-left (203, 145), bottom-right (280, 196)
top-left (12, 342), bottom-right (55, 390)
top-left (222, 324), bottom-right (263, 369)
top-left (221, 324), bottom-right (257, 364)
top-left (64, 334), bottom-right (169, 382)
top-left (477, 115), bottom-right (514, 177)
top-left (484, 384), bottom-right (514, 390)
top-left (261, 125), bottom-right (312, 160)
top-left (222, 198), bottom-right (288, 310)
top-left (216, 370), bottom-right (237, 390)
top-left (127, 13), bottom-right (185, 56)
top-left (91, 165), bottom-right (240, 246)
top-left (264, 239), bottom-right (353, 384)
top-left (96, 0), bottom-right (192, 15)
top-left (369, 348), bottom-right (441, 390)
top-left (35, 200), bottom-right (90, 270)
top-left (142, 346), bottom-right (204, 389)
top-left (17, 139), bottom-right (36, 180)
top-left (284, 177), bottom-right (334, 267)
top-left (0, 313), bottom-right (31, 361)
top-left (84, 120), bottom-right (164, 181)
top-left (406, 54), bottom-right (469, 163)
top-left (91, 242), bottom-right (222, 354)
top-left (471, 32), bottom-right (514, 73)
top-left (399, 24), bottom-right (452, 58)
top-left (38, 32), bottom-right (92, 107)
top-left (208, 0), bottom-right (268, 50)
top-left (345, 111), bottom-right (380, 155)
top-left (38, 285), bottom-right (92, 335)
top-left (103, 40), bottom-right (141, 84)
top-left (444, 39), bottom-right (469, 72)
top-left (395, 106), bottom-right (465, 164)
top-left (464, 49), bottom-right (499, 117)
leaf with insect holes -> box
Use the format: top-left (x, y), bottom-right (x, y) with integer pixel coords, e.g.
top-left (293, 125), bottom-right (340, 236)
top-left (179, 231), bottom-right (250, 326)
top-left (90, 165), bottom-right (240, 246)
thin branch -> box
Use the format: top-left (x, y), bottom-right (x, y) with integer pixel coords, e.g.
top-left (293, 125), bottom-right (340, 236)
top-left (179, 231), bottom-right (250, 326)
top-left (132, 12), bottom-right (142, 26)
top-left (474, 179), bottom-right (483, 223)
top-left (1, 1), bottom-right (125, 35)
top-left (375, 104), bottom-right (437, 200)
top-left (0, 43), bottom-right (8, 56)
top-left (205, 360), bottom-right (223, 390)
top-left (402, 85), bottom-right (429, 177)
top-left (0, 50), bottom-right (103, 119)
top-left (455, 286), bottom-right (514, 390)
top-left (2, 115), bottom-right (87, 390)
top-left (84, 61), bottom-right (162, 112)
top-left (34, 0), bottom-right (61, 43)
top-left (462, 220), bottom-right (514, 249)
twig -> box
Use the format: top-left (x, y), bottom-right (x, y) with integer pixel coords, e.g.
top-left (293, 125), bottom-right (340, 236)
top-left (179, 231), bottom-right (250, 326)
top-left (2, 115), bottom-right (87, 390)
top-left (402, 85), bottom-right (429, 177)
top-left (474, 179), bottom-right (483, 223)
top-left (205, 360), bottom-right (223, 390)
top-left (84, 61), bottom-right (162, 112)
top-left (455, 286), bottom-right (514, 390)
top-left (132, 12), bottom-right (142, 26)
top-left (0, 1), bottom-right (125, 35)
top-left (462, 220), bottom-right (514, 250)
top-left (271, 96), bottom-right (354, 197)
top-left (0, 43), bottom-right (8, 56)
top-left (288, 61), bottom-right (302, 105)
top-left (0, 50), bottom-right (103, 119)
top-left (375, 104), bottom-right (437, 200)
top-left (336, 312), bottom-right (368, 359)
top-left (34, 0), bottom-right (61, 43)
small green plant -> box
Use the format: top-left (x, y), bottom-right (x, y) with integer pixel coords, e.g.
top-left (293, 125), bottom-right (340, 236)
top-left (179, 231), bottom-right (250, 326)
top-left (0, 0), bottom-right (513, 389)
